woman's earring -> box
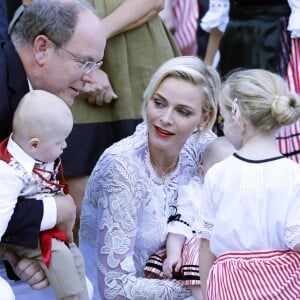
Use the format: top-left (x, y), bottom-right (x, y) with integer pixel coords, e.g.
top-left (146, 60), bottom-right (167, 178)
top-left (193, 126), bottom-right (203, 134)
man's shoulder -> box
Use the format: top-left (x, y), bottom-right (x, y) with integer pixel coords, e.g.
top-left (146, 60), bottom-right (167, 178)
top-left (0, 40), bottom-right (29, 141)
top-left (0, 40), bottom-right (8, 78)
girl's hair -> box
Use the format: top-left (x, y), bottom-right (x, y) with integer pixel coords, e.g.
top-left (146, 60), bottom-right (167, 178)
top-left (220, 69), bottom-right (300, 131)
top-left (141, 56), bottom-right (221, 135)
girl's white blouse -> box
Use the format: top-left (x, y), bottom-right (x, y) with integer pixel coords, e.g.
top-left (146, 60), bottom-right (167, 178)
top-left (201, 154), bottom-right (300, 257)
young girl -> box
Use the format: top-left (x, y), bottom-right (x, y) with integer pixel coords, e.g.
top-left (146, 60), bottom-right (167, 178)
top-left (144, 136), bottom-right (235, 300)
top-left (199, 68), bottom-right (300, 299)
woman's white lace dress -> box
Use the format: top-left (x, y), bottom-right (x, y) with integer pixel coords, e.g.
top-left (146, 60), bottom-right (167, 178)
top-left (79, 122), bottom-right (215, 299)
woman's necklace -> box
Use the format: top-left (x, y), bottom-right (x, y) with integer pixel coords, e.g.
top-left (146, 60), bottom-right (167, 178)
top-left (150, 153), bottom-right (179, 180)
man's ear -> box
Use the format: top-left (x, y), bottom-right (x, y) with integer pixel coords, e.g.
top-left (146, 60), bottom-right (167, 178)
top-left (33, 35), bottom-right (51, 65)
top-left (28, 137), bottom-right (40, 152)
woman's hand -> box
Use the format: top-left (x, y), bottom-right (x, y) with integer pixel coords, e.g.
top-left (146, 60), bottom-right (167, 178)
top-left (4, 251), bottom-right (49, 289)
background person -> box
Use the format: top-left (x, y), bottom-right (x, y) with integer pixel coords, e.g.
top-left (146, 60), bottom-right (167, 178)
top-left (159, 0), bottom-right (199, 55)
top-left (200, 0), bottom-right (300, 161)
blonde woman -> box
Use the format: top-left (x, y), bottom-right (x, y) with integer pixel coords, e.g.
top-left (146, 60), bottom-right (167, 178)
top-left (79, 56), bottom-right (221, 299)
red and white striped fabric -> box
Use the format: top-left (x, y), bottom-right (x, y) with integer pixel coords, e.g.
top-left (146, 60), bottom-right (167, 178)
top-left (276, 121), bottom-right (300, 163)
top-left (144, 235), bottom-right (201, 286)
top-left (172, 0), bottom-right (199, 55)
top-left (276, 38), bottom-right (300, 163)
top-left (207, 250), bottom-right (300, 300)
top-left (180, 235), bottom-right (201, 286)
top-left (286, 38), bottom-right (300, 93)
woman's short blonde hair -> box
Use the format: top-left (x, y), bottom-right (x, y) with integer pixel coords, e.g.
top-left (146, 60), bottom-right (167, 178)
top-left (141, 56), bottom-right (221, 135)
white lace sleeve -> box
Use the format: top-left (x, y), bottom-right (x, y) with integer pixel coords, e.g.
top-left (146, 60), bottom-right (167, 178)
top-left (288, 0), bottom-right (300, 38)
top-left (200, 0), bottom-right (230, 33)
top-left (285, 225), bottom-right (300, 249)
top-left (94, 154), bottom-right (191, 300)
top-left (285, 184), bottom-right (300, 249)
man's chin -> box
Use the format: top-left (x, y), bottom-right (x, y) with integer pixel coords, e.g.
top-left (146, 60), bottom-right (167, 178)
top-left (59, 93), bottom-right (75, 107)
top-left (66, 97), bottom-right (75, 107)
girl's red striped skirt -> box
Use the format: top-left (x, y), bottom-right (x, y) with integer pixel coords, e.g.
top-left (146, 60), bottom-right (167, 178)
top-left (207, 249), bottom-right (300, 300)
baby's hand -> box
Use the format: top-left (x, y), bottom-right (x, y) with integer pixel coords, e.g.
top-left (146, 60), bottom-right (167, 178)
top-left (162, 255), bottom-right (182, 279)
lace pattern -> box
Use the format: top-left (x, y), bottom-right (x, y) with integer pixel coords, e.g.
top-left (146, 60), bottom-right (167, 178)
top-left (285, 224), bottom-right (300, 249)
top-left (79, 123), bottom-right (216, 299)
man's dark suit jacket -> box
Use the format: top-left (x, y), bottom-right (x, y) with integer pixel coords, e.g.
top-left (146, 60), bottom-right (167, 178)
top-left (0, 1), bottom-right (8, 42)
top-left (0, 40), bottom-right (43, 249)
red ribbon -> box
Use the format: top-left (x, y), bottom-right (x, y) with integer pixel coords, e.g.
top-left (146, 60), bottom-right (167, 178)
top-left (39, 228), bottom-right (68, 268)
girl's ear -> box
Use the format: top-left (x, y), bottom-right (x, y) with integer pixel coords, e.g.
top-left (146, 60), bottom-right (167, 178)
top-left (28, 137), bottom-right (40, 152)
top-left (233, 115), bottom-right (247, 133)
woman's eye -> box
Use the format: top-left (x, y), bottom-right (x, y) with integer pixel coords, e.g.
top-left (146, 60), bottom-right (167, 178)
top-left (153, 98), bottom-right (165, 107)
top-left (178, 109), bottom-right (191, 116)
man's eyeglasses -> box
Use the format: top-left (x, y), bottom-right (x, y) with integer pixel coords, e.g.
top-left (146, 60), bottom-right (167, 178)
top-left (48, 37), bottom-right (103, 74)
